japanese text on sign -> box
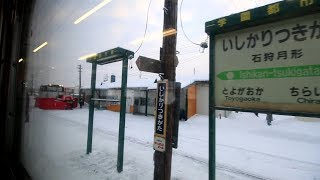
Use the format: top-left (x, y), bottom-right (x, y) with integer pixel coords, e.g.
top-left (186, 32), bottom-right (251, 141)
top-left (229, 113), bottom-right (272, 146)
top-left (222, 20), bottom-right (320, 52)
top-left (214, 13), bottom-right (320, 114)
top-left (155, 81), bottom-right (167, 137)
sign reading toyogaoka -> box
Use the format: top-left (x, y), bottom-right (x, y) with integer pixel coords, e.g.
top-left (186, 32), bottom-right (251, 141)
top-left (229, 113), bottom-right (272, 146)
top-left (153, 81), bottom-right (168, 152)
top-left (213, 13), bottom-right (320, 114)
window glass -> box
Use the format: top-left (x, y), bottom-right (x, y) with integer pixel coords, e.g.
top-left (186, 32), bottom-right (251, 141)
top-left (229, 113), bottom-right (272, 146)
top-left (19, 0), bottom-right (320, 179)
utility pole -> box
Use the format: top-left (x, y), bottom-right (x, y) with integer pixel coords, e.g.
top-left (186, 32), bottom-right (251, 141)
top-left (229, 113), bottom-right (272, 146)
top-left (154, 0), bottom-right (178, 180)
top-left (77, 64), bottom-right (82, 96)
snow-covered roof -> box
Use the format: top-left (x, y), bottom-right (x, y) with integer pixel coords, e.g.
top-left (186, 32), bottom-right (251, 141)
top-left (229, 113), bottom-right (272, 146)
top-left (83, 78), bottom-right (157, 90)
top-left (83, 77), bottom-right (208, 90)
top-left (180, 79), bottom-right (209, 88)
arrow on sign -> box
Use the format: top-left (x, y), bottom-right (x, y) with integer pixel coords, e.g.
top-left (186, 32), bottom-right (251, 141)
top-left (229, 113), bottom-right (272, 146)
top-left (136, 56), bottom-right (179, 73)
top-left (217, 65), bottom-right (320, 80)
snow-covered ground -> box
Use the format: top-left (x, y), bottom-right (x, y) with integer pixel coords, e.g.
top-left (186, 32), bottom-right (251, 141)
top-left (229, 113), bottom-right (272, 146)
top-left (21, 106), bottom-right (320, 180)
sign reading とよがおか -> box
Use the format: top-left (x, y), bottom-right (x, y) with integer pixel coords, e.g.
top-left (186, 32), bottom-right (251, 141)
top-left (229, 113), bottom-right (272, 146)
top-left (214, 13), bottom-right (320, 114)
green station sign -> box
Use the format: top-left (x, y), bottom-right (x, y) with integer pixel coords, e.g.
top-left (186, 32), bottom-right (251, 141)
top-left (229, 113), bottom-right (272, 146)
top-left (86, 47), bottom-right (134, 65)
top-left (206, 0), bottom-right (320, 115)
top-left (206, 0), bottom-right (320, 35)
top-left (205, 2), bottom-right (320, 180)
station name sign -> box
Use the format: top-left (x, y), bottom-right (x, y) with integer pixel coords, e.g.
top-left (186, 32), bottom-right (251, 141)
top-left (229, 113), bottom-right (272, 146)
top-left (153, 81), bottom-right (168, 152)
top-left (206, 0), bottom-right (320, 115)
top-left (86, 47), bottom-right (134, 65)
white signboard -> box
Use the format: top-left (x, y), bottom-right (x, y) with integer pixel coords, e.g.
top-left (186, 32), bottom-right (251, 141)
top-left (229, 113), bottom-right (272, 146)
top-left (153, 136), bottom-right (166, 152)
top-left (215, 13), bottom-right (320, 113)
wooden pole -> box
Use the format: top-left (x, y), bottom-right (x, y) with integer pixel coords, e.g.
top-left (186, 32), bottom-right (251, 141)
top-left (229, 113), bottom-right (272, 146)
top-left (154, 0), bottom-right (178, 179)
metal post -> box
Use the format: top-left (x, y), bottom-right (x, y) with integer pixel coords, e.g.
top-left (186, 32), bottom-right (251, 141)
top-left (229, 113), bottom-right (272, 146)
top-left (87, 62), bottom-right (97, 154)
top-left (78, 64), bottom-right (82, 97)
top-left (117, 57), bottom-right (128, 172)
top-left (172, 82), bottom-right (181, 149)
top-left (209, 35), bottom-right (216, 180)
top-left (145, 89), bottom-right (148, 116)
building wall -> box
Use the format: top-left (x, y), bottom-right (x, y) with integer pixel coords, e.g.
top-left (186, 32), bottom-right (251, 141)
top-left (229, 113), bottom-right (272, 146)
top-left (187, 85), bottom-right (197, 118)
top-left (106, 89), bottom-right (135, 113)
top-left (83, 84), bottom-right (232, 118)
top-left (127, 89), bottom-right (135, 106)
top-left (147, 90), bottom-right (156, 115)
top-left (187, 83), bottom-right (230, 118)
top-left (106, 89), bottom-right (120, 99)
top-left (106, 103), bottom-right (134, 113)
top-left (81, 88), bottom-right (135, 113)
top-left (196, 84), bottom-right (209, 116)
top-left (132, 89), bottom-right (157, 116)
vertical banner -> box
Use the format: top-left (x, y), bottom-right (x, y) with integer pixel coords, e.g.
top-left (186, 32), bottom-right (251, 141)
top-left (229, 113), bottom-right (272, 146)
top-left (153, 80), bottom-right (168, 152)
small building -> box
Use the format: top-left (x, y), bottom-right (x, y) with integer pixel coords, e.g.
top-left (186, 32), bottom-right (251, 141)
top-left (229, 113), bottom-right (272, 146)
top-left (81, 77), bottom-right (156, 113)
top-left (132, 88), bottom-right (157, 116)
top-left (183, 80), bottom-right (231, 119)
top-left (81, 87), bottom-right (147, 113)
top-left (132, 80), bottom-right (228, 120)
top-left (81, 79), bottom-right (230, 119)
top-left (105, 87), bottom-right (148, 113)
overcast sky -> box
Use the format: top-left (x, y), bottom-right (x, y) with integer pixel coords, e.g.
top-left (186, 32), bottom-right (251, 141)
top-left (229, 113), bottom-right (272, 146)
top-left (26, 0), bottom-right (280, 89)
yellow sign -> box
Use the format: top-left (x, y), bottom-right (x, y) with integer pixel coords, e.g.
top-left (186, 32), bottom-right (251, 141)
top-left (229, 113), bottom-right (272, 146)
top-left (240, 11), bottom-right (251, 22)
top-left (267, 3), bottom-right (280, 15)
top-left (300, 0), bottom-right (314, 7)
top-left (218, 18), bottom-right (227, 27)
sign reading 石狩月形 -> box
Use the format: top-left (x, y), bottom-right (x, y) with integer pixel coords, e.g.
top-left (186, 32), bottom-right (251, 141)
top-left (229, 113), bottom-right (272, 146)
top-left (205, 1), bottom-right (320, 179)
top-left (153, 81), bottom-right (168, 152)
top-left (204, 0), bottom-right (320, 115)
top-left (214, 12), bottom-right (320, 113)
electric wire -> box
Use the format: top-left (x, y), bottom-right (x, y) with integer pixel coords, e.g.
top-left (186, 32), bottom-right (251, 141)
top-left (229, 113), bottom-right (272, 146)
top-left (179, 0), bottom-right (201, 46)
top-left (134, 0), bottom-right (153, 55)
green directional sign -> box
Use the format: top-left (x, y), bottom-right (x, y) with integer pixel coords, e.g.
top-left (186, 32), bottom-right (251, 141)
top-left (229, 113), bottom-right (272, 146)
top-left (217, 65), bottom-right (320, 80)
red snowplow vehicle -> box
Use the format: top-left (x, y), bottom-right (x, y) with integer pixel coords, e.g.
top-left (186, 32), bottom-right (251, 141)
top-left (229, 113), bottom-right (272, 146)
top-left (35, 84), bottom-right (78, 110)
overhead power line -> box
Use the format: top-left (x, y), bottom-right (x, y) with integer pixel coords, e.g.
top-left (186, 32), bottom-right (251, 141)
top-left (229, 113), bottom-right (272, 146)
top-left (134, 0), bottom-right (153, 55)
top-left (179, 0), bottom-right (208, 52)
top-left (179, 0), bottom-right (200, 46)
